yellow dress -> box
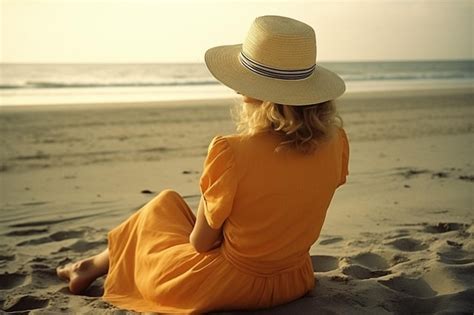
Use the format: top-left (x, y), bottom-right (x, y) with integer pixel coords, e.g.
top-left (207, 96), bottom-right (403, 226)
top-left (103, 128), bottom-right (349, 313)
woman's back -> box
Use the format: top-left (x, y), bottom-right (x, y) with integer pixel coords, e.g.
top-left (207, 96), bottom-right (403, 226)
top-left (201, 128), bottom-right (349, 274)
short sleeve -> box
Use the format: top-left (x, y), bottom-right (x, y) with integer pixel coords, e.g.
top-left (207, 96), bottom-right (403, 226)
top-left (339, 128), bottom-right (350, 187)
top-left (199, 136), bottom-right (238, 229)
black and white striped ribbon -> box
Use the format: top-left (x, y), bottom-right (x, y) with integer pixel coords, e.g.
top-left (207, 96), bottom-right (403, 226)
top-left (239, 52), bottom-right (315, 80)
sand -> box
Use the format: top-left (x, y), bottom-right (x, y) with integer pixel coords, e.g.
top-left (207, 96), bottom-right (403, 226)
top-left (0, 87), bottom-right (473, 314)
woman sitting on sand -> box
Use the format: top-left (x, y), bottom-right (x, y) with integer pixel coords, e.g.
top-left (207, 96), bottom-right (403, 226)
top-left (57, 15), bottom-right (349, 313)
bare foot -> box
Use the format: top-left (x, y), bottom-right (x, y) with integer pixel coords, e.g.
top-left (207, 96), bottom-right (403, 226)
top-left (56, 258), bottom-right (100, 294)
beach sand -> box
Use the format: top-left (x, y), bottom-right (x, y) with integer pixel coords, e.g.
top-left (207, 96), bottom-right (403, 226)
top-left (0, 88), bottom-right (473, 314)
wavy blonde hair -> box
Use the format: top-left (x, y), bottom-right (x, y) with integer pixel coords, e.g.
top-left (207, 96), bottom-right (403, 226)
top-left (232, 97), bottom-right (343, 154)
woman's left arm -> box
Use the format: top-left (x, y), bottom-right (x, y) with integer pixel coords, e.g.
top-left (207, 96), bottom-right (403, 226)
top-left (189, 197), bottom-right (223, 253)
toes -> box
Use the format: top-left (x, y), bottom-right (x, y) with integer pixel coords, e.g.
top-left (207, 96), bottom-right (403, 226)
top-left (56, 264), bottom-right (71, 281)
top-left (56, 267), bottom-right (65, 280)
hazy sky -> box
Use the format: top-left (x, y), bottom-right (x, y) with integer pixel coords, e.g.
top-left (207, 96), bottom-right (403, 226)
top-left (1, 0), bottom-right (472, 63)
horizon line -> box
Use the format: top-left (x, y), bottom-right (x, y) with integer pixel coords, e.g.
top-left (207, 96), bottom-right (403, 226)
top-left (1, 58), bottom-right (473, 65)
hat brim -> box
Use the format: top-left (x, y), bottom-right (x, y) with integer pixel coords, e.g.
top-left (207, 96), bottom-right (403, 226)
top-left (205, 44), bottom-right (346, 106)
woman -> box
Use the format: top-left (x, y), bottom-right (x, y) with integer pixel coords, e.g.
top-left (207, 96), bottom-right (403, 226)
top-left (57, 15), bottom-right (349, 313)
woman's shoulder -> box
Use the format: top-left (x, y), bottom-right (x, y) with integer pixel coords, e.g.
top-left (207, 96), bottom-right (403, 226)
top-left (213, 131), bottom-right (280, 150)
top-left (206, 134), bottom-right (242, 162)
top-left (208, 134), bottom-right (242, 159)
top-left (209, 134), bottom-right (238, 149)
top-left (208, 133), bottom-right (273, 161)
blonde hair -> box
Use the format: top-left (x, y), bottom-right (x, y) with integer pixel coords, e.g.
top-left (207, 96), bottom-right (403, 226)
top-left (232, 98), bottom-right (343, 154)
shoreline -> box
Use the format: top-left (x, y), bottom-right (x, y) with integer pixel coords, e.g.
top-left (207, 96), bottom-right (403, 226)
top-left (0, 97), bottom-right (240, 112)
top-left (1, 85), bottom-right (472, 112)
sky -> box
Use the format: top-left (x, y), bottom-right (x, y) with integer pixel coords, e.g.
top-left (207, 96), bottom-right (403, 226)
top-left (1, 0), bottom-right (472, 63)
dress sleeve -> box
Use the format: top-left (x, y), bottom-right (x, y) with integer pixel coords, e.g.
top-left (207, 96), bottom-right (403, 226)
top-left (199, 136), bottom-right (238, 229)
top-left (339, 128), bottom-right (350, 187)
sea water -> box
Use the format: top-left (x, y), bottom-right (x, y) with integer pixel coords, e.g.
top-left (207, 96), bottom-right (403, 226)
top-left (1, 60), bottom-right (472, 106)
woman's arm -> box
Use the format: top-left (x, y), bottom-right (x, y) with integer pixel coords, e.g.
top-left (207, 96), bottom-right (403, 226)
top-left (189, 197), bottom-right (223, 253)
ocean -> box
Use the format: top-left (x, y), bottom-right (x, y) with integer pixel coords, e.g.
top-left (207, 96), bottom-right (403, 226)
top-left (1, 60), bottom-right (472, 106)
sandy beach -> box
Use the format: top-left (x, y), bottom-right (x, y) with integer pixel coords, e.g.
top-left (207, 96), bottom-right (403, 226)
top-left (0, 87), bottom-right (473, 314)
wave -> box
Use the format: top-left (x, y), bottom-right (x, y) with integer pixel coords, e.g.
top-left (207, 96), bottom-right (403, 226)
top-left (342, 71), bottom-right (473, 81)
top-left (0, 79), bottom-right (220, 90)
top-left (1, 72), bottom-right (472, 90)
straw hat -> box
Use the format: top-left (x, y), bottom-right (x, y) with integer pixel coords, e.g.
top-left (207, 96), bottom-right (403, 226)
top-left (205, 15), bottom-right (346, 106)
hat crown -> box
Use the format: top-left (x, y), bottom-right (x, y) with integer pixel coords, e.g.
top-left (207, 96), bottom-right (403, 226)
top-left (242, 16), bottom-right (316, 71)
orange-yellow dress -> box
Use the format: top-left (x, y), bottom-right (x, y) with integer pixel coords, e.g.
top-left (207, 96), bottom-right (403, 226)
top-left (103, 128), bottom-right (349, 313)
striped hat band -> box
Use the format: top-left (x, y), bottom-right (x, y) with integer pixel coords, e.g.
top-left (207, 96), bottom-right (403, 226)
top-left (239, 52), bottom-right (316, 80)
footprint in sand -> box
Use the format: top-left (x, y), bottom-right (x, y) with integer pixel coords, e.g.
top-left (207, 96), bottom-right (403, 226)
top-left (439, 255), bottom-right (474, 265)
top-left (383, 229), bottom-right (411, 240)
top-left (437, 245), bottom-right (474, 265)
top-left (387, 237), bottom-right (428, 252)
top-left (0, 254), bottom-right (15, 263)
top-left (458, 174), bottom-right (474, 182)
top-left (424, 222), bottom-right (469, 234)
top-left (318, 236), bottom-right (343, 246)
top-left (391, 253), bottom-right (409, 266)
top-left (30, 264), bottom-right (60, 288)
top-left (0, 272), bottom-right (27, 290)
top-left (396, 168), bottom-right (430, 179)
top-left (2, 295), bottom-right (49, 312)
top-left (21, 201), bottom-right (49, 207)
top-left (341, 252), bottom-right (392, 280)
top-left (55, 239), bottom-right (107, 254)
top-left (310, 255), bottom-right (339, 272)
top-left (16, 230), bottom-right (86, 246)
top-left (9, 213), bottom-right (99, 228)
top-left (351, 252), bottom-right (390, 270)
top-left (6, 227), bottom-right (49, 236)
top-left (378, 276), bottom-right (437, 298)
top-left (341, 265), bottom-right (391, 280)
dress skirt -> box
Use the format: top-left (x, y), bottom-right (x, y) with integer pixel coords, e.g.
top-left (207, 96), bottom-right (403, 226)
top-left (102, 189), bottom-right (314, 314)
